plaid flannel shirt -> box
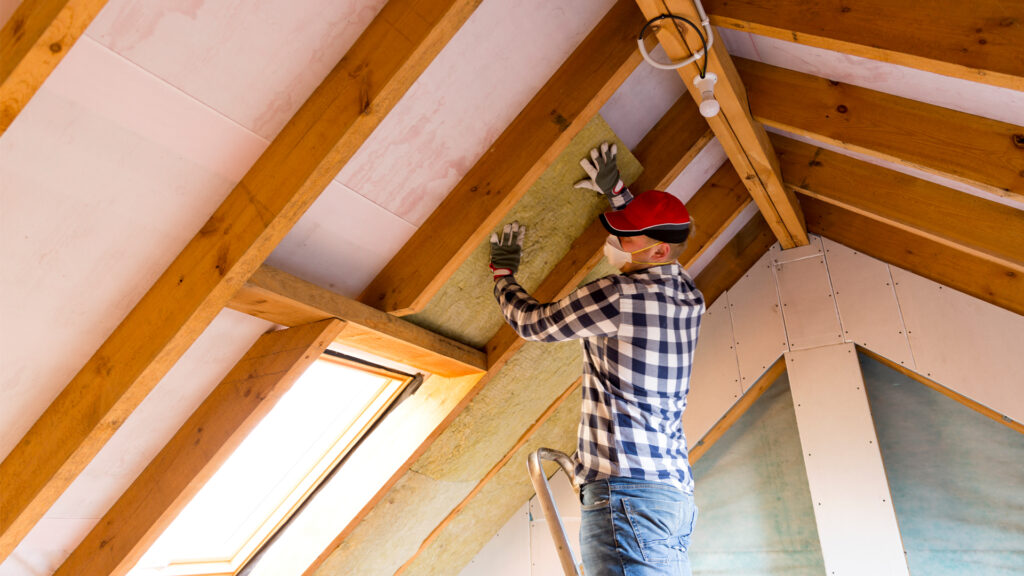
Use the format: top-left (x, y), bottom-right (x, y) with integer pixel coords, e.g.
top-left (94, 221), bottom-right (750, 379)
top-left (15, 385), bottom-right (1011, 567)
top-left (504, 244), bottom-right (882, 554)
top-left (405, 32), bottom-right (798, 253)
top-left (494, 264), bottom-right (704, 492)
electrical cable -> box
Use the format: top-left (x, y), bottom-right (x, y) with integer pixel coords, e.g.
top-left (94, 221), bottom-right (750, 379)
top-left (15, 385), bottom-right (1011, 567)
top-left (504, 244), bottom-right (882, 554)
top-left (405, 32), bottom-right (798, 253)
top-left (638, 13), bottom-right (709, 76)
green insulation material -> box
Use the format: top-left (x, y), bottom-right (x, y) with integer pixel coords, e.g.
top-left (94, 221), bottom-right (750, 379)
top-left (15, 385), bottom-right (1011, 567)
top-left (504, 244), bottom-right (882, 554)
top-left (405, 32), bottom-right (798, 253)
top-left (405, 115), bottom-right (642, 347)
top-left (414, 338), bottom-right (582, 482)
top-left (690, 372), bottom-right (826, 575)
top-left (861, 354), bottom-right (1024, 575)
top-left (403, 390), bottom-right (582, 576)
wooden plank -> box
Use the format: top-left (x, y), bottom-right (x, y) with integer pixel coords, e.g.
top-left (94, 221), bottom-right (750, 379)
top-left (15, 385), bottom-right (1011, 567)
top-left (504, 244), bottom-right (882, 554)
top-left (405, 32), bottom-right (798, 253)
top-left (774, 135), bottom-right (1024, 274)
top-left (738, 58), bottom-right (1024, 203)
top-left (359, 0), bottom-right (646, 316)
top-left (786, 343), bottom-right (910, 576)
top-left (690, 355), bottom-right (784, 464)
top-left (635, 0), bottom-right (809, 249)
top-left (393, 377), bottom-right (584, 575)
top-left (227, 266), bottom-right (487, 377)
top-left (0, 0), bottom-right (108, 135)
top-left (0, 0), bottom-right (480, 559)
top-left (799, 195), bottom-right (1024, 316)
top-left (676, 163), bottom-right (751, 265)
top-left (705, 0), bottom-right (1024, 91)
top-left (484, 96), bottom-right (713, 372)
top-left (53, 319), bottom-right (344, 576)
top-left (694, 212), bottom-right (775, 307)
top-left (858, 347), bottom-right (1023, 435)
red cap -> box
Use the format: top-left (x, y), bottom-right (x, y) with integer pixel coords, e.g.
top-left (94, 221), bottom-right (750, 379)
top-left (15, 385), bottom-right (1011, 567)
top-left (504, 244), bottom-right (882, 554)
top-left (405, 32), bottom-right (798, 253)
top-left (600, 190), bottom-right (691, 243)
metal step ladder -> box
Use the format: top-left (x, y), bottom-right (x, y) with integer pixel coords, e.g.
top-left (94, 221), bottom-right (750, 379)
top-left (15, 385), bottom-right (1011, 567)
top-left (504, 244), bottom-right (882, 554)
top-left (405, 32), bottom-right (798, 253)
top-left (527, 448), bottom-right (583, 576)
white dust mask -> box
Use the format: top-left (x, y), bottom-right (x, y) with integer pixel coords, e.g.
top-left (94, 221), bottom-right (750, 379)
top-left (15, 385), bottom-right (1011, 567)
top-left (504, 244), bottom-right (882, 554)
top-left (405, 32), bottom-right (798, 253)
top-left (603, 235), bottom-right (665, 269)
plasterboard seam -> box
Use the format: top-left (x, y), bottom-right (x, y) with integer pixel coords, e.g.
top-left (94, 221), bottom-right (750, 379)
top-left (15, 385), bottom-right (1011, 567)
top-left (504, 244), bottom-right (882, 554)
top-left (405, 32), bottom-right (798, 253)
top-left (885, 265), bottom-right (918, 371)
top-left (819, 238), bottom-right (848, 345)
top-left (769, 246), bottom-right (794, 354)
top-left (722, 290), bottom-right (744, 398)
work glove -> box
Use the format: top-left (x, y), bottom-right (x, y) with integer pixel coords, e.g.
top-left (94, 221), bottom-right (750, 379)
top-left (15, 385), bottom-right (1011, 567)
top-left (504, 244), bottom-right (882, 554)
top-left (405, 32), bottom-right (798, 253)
top-left (574, 142), bottom-right (633, 209)
top-left (489, 221), bottom-right (525, 280)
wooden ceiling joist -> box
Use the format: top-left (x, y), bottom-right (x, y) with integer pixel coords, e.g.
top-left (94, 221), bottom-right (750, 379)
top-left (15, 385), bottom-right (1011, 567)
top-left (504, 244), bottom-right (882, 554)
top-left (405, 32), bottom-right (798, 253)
top-left (485, 93), bottom-right (713, 372)
top-left (0, 0), bottom-right (109, 135)
top-left (774, 135), bottom-right (1024, 276)
top-left (800, 195), bottom-right (1024, 317)
top-left (0, 0), bottom-right (480, 559)
top-left (738, 58), bottom-right (1024, 203)
top-left (635, 0), bottom-right (809, 250)
top-left (359, 0), bottom-right (646, 316)
top-left (228, 265), bottom-right (487, 377)
top-left (704, 0), bottom-right (1024, 91)
top-left (54, 319), bottom-right (344, 576)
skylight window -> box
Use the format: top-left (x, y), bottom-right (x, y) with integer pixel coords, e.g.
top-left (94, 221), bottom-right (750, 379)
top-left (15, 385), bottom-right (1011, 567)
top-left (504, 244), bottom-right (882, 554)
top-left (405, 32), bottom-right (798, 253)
top-left (128, 354), bottom-right (410, 576)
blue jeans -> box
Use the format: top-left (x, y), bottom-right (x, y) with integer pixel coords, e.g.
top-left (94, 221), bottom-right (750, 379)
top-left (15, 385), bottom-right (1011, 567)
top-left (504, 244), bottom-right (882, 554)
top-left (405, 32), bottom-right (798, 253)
top-left (579, 478), bottom-right (697, 576)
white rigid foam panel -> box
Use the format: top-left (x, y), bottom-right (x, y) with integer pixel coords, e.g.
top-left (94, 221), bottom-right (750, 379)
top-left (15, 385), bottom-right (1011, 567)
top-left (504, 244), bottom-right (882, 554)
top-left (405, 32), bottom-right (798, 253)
top-left (727, 251), bottom-right (788, 391)
top-left (774, 238), bottom-right (844, 351)
top-left (786, 344), bottom-right (909, 576)
top-left (459, 500), bottom-right (531, 576)
top-left (529, 469), bottom-right (582, 576)
top-left (684, 294), bottom-right (742, 444)
top-left (821, 238), bottom-right (914, 368)
top-left (892, 268), bottom-right (1024, 424)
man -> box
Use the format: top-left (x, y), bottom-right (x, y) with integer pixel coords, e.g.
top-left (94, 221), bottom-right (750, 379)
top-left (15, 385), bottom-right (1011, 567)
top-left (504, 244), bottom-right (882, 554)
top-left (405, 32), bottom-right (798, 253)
top-left (489, 143), bottom-right (705, 576)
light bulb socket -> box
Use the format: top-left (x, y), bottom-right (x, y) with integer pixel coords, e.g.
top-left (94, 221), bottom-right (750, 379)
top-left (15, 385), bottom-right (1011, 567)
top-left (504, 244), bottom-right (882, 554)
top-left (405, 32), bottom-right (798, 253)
top-left (693, 72), bottom-right (720, 118)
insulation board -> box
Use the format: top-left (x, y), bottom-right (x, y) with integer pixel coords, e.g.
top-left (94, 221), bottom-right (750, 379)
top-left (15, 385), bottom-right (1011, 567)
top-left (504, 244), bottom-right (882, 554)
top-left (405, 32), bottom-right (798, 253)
top-left (727, 251), bottom-right (788, 391)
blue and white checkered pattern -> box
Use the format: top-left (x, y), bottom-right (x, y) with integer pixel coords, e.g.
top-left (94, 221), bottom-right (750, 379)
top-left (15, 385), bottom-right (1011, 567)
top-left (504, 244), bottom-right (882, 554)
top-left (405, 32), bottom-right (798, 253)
top-left (494, 264), bottom-right (704, 492)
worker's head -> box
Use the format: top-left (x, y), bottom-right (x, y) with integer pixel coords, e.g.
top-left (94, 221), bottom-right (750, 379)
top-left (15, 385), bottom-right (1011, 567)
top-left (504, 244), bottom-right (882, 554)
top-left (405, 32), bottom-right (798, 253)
top-left (600, 190), bottom-right (691, 272)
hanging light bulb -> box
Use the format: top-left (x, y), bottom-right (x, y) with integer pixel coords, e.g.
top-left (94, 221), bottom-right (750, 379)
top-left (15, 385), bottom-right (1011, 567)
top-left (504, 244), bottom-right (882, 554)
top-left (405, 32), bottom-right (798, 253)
top-left (693, 72), bottom-right (719, 118)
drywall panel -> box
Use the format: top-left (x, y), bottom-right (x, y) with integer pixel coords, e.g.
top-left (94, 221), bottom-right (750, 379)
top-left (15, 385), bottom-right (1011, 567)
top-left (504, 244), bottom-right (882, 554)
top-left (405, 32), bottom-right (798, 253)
top-left (0, 518), bottom-right (96, 576)
top-left (891, 268), bottom-right (1024, 424)
top-left (664, 137), bottom-right (728, 204)
top-left (87, 0), bottom-right (390, 139)
top-left (530, 469), bottom-right (583, 576)
top-left (0, 44), bottom-right (257, 461)
top-left (267, 181), bottom-right (417, 298)
top-left (770, 233), bottom-right (825, 265)
top-left (601, 45), bottom-right (687, 150)
top-left (1, 310), bottom-right (271, 575)
top-left (821, 238), bottom-right (914, 368)
top-left (458, 501), bottom-right (531, 576)
top-left (774, 239), bottom-right (844, 351)
top-left (786, 344), bottom-right (909, 576)
top-left (684, 294), bottom-right (742, 443)
top-left (335, 0), bottom-right (616, 225)
top-left (727, 251), bottom-right (788, 391)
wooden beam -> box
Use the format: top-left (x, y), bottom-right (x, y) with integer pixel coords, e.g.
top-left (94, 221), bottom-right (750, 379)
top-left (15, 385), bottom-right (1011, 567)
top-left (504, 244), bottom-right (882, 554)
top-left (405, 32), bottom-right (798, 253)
top-left (393, 377), bottom-right (584, 575)
top-left (690, 355), bottom-right (785, 464)
top-left (0, 0), bottom-right (108, 135)
top-left (737, 58), bottom-right (1024, 203)
top-left (705, 0), bottom-right (1024, 91)
top-left (359, 0), bottom-right (646, 316)
top-left (53, 319), bottom-right (344, 576)
top-left (0, 0), bottom-right (479, 559)
top-left (635, 0), bottom-right (808, 249)
top-left (799, 195), bottom-right (1024, 316)
top-left (227, 265), bottom-right (486, 377)
top-left (773, 135), bottom-right (1024, 275)
top-left (694, 212), bottom-right (775, 307)
top-left (485, 94), bottom-right (713, 372)
top-left (857, 347), bottom-right (1023, 435)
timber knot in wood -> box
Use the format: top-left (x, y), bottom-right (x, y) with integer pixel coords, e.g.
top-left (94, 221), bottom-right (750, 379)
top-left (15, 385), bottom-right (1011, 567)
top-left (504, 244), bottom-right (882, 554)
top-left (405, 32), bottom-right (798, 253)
top-left (49, 42), bottom-right (62, 54)
top-left (549, 110), bottom-right (570, 132)
top-left (999, 18), bottom-right (1017, 27)
top-left (11, 18), bottom-right (23, 39)
top-left (827, 80), bottom-right (840, 87)
top-left (840, 6), bottom-right (851, 13)
top-left (1012, 134), bottom-right (1024, 148)
top-left (978, 38), bottom-right (988, 45)
top-left (836, 104), bottom-right (848, 114)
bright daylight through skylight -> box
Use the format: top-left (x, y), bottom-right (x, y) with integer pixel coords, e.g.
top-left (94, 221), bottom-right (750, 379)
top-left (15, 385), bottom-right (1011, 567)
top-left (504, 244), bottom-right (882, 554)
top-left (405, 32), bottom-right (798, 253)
top-left (128, 356), bottom-right (406, 576)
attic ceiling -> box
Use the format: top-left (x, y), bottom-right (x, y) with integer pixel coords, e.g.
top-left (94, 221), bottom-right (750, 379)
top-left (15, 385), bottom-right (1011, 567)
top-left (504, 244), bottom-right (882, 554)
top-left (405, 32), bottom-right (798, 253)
top-left (1, 0), bottom-right (1022, 575)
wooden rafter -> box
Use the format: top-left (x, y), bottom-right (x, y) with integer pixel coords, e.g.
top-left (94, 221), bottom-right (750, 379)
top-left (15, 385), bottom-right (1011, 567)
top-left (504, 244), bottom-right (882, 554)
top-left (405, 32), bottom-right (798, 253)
top-left (0, 0), bottom-right (480, 558)
top-left (0, 0), bottom-right (109, 135)
top-left (634, 0), bottom-right (809, 249)
top-left (359, 0), bottom-right (647, 316)
top-left (800, 195), bottom-right (1024, 317)
top-left (227, 265), bottom-right (487, 377)
top-left (54, 319), bottom-right (344, 576)
top-left (774, 135), bottom-right (1024, 275)
top-left (704, 0), bottom-right (1024, 91)
top-left (738, 58), bottom-right (1024, 203)
top-left (486, 94), bottom-right (713, 372)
